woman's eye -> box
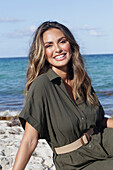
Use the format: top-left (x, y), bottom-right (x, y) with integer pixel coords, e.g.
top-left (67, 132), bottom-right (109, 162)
top-left (60, 40), bottom-right (67, 43)
top-left (45, 44), bottom-right (52, 48)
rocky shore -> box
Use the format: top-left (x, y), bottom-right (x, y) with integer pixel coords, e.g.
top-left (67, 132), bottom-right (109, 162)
top-left (0, 118), bottom-right (55, 170)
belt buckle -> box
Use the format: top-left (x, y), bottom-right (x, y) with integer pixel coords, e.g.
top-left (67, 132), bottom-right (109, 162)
top-left (80, 133), bottom-right (90, 146)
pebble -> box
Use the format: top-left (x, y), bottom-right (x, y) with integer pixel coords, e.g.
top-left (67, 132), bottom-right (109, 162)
top-left (0, 118), bottom-right (55, 170)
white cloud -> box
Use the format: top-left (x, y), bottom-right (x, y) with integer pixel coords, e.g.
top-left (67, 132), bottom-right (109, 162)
top-left (89, 30), bottom-right (103, 36)
top-left (4, 25), bottom-right (37, 39)
top-left (80, 24), bottom-right (106, 37)
top-left (0, 17), bottom-right (24, 23)
top-left (81, 24), bottom-right (94, 30)
top-left (28, 26), bottom-right (37, 33)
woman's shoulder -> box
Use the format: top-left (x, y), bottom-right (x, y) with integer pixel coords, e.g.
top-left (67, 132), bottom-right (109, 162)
top-left (35, 73), bottom-right (50, 84)
top-left (26, 73), bottom-right (50, 99)
top-left (30, 73), bottom-right (50, 91)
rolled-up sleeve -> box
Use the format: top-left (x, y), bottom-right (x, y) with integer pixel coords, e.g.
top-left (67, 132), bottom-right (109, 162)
top-left (19, 76), bottom-right (48, 139)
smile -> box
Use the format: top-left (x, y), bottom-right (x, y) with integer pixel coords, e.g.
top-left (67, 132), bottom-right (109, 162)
top-left (54, 54), bottom-right (66, 61)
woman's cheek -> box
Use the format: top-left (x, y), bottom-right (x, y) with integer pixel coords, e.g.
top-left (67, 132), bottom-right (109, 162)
top-left (63, 43), bottom-right (71, 52)
top-left (45, 49), bottom-right (52, 59)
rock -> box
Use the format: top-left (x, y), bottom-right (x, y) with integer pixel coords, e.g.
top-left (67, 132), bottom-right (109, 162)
top-left (0, 120), bottom-right (56, 170)
top-left (7, 117), bottom-right (21, 127)
top-left (0, 165), bottom-right (2, 170)
top-left (0, 150), bottom-right (5, 156)
top-left (0, 130), bottom-right (5, 135)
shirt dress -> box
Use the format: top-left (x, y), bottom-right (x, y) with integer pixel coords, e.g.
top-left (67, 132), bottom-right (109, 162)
top-left (19, 68), bottom-right (113, 170)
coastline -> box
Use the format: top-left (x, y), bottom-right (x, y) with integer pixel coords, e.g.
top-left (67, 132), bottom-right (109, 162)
top-left (0, 118), bottom-right (55, 170)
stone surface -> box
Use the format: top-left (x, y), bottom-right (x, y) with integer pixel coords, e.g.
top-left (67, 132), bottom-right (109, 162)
top-left (0, 119), bottom-right (55, 170)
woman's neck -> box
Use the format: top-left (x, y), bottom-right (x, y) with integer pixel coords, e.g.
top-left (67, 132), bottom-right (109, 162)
top-left (51, 66), bottom-right (69, 82)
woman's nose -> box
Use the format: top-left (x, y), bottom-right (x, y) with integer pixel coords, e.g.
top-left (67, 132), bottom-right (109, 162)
top-left (54, 44), bottom-right (62, 53)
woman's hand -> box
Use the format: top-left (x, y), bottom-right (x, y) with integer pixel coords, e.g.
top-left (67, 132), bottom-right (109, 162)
top-left (13, 122), bottom-right (38, 170)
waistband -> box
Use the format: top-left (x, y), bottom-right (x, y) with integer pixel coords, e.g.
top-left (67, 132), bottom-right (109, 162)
top-left (54, 128), bottom-right (94, 155)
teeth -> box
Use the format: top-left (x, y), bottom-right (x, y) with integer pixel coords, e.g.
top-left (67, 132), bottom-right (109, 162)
top-left (55, 54), bottom-right (65, 59)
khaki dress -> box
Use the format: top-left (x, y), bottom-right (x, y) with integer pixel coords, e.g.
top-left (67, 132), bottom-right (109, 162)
top-left (19, 68), bottom-right (113, 170)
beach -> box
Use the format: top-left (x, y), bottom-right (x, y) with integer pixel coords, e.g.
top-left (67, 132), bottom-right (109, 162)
top-left (0, 117), bottom-right (55, 170)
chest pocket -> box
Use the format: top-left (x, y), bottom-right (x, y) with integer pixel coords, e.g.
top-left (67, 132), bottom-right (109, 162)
top-left (77, 101), bottom-right (98, 131)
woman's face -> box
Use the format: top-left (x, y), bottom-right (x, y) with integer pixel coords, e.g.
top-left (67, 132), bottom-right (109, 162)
top-left (43, 28), bottom-right (72, 72)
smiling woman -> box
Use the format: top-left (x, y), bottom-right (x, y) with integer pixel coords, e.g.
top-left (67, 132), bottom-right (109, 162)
top-left (43, 28), bottom-right (72, 74)
top-left (25, 21), bottom-right (94, 105)
top-left (13, 21), bottom-right (113, 170)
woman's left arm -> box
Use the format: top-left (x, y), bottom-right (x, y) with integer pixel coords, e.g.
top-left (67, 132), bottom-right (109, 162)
top-left (102, 118), bottom-right (113, 128)
top-left (106, 118), bottom-right (113, 128)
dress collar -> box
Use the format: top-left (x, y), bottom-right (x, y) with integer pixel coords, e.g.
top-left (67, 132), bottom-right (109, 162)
top-left (46, 68), bottom-right (84, 105)
top-left (46, 68), bottom-right (61, 81)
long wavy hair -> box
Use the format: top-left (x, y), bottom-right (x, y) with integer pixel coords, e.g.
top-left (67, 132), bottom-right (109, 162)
top-left (25, 21), bottom-right (98, 105)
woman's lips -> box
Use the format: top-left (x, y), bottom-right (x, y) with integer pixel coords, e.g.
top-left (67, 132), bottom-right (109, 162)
top-left (54, 53), bottom-right (66, 61)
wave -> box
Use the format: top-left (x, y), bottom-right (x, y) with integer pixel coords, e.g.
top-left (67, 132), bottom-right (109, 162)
top-left (0, 110), bottom-right (20, 117)
top-left (97, 90), bottom-right (113, 96)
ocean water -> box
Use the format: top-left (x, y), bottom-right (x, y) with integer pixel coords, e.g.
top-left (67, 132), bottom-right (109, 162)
top-left (0, 54), bottom-right (113, 117)
top-left (0, 57), bottom-right (27, 117)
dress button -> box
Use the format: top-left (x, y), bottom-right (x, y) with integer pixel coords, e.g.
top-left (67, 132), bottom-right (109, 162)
top-left (89, 144), bottom-right (92, 148)
top-left (82, 117), bottom-right (84, 120)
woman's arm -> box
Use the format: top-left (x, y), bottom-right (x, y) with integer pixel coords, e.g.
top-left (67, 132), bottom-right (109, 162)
top-left (102, 118), bottom-right (113, 128)
top-left (106, 118), bottom-right (113, 128)
top-left (13, 122), bottom-right (38, 170)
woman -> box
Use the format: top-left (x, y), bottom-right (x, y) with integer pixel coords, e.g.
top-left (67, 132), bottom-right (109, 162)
top-left (13, 21), bottom-right (113, 170)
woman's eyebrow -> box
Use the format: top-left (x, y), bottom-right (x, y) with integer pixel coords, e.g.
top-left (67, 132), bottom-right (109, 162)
top-left (44, 36), bottom-right (66, 45)
top-left (44, 41), bottom-right (53, 45)
top-left (58, 36), bottom-right (66, 42)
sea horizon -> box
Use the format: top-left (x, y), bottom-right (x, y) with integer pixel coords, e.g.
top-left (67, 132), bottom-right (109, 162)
top-left (0, 53), bottom-right (113, 118)
top-left (0, 52), bottom-right (113, 59)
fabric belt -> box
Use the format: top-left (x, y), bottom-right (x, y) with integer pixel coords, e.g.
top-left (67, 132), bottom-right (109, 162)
top-left (54, 128), bottom-right (94, 154)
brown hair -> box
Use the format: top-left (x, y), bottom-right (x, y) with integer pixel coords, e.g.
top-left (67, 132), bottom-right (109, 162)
top-left (25, 21), bottom-right (98, 105)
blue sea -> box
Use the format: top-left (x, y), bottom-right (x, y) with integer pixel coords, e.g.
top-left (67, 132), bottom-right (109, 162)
top-left (0, 54), bottom-right (113, 118)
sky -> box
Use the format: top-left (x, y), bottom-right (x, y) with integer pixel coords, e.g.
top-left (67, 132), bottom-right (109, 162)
top-left (0, 0), bottom-right (113, 57)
